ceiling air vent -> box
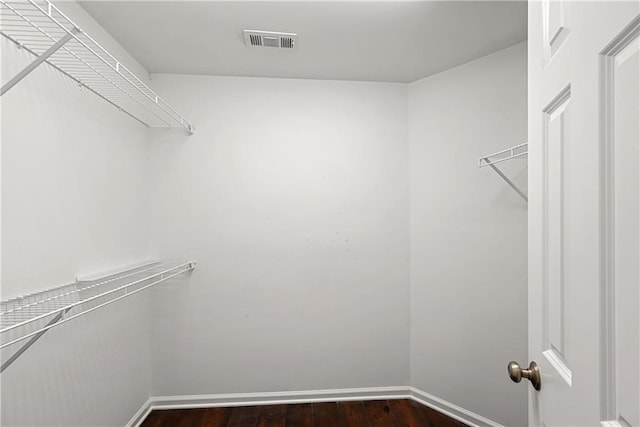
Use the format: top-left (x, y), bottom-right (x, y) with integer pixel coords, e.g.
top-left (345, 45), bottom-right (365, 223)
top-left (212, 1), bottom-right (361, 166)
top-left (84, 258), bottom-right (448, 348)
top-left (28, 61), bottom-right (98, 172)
top-left (243, 30), bottom-right (297, 49)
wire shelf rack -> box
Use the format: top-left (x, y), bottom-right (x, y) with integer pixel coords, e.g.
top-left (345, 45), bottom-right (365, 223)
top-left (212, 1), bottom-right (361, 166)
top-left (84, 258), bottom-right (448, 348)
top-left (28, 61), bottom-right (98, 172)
top-left (478, 142), bottom-right (528, 168)
top-left (0, 261), bottom-right (196, 350)
top-left (0, 0), bottom-right (194, 134)
top-left (479, 142), bottom-right (528, 202)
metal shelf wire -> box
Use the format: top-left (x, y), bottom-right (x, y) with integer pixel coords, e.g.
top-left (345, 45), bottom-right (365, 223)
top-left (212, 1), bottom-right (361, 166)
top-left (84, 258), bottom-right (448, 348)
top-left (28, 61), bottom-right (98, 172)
top-left (479, 142), bottom-right (528, 202)
top-left (0, 0), bottom-right (194, 133)
top-left (478, 142), bottom-right (528, 168)
top-left (0, 261), bottom-right (196, 351)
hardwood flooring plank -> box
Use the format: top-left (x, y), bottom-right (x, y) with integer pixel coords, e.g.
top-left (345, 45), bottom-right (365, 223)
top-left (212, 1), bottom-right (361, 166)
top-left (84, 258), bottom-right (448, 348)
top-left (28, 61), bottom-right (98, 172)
top-left (139, 399), bottom-right (468, 427)
top-left (257, 404), bottom-right (287, 427)
top-left (286, 403), bottom-right (313, 426)
top-left (313, 402), bottom-right (341, 427)
top-left (200, 407), bottom-right (233, 427)
top-left (172, 408), bottom-right (207, 427)
top-left (228, 405), bottom-right (260, 427)
top-left (388, 399), bottom-right (430, 427)
top-left (364, 400), bottom-right (399, 427)
top-left (338, 401), bottom-right (371, 427)
top-left (170, 408), bottom-right (206, 427)
top-left (419, 405), bottom-right (469, 427)
top-left (139, 410), bottom-right (165, 427)
top-left (144, 409), bottom-right (187, 426)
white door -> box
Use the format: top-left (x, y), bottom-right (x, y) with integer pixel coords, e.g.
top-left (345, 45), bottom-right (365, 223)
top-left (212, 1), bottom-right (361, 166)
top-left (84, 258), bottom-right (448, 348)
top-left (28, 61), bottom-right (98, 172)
top-left (528, 0), bottom-right (640, 426)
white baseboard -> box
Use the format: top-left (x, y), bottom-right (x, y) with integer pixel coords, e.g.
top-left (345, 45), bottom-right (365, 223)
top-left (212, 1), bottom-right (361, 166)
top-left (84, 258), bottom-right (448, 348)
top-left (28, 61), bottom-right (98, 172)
top-left (127, 386), bottom-right (503, 427)
top-left (409, 387), bottom-right (504, 427)
top-left (127, 397), bottom-right (153, 427)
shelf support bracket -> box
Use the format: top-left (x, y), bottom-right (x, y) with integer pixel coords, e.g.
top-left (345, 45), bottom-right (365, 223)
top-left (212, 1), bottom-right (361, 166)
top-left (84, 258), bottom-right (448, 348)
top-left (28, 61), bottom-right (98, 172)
top-left (482, 157), bottom-right (528, 202)
top-left (0, 308), bottom-right (70, 373)
top-left (1, 28), bottom-right (78, 97)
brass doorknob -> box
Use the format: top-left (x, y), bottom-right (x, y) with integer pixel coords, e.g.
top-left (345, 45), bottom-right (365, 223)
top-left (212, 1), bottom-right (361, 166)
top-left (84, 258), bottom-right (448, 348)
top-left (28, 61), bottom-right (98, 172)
top-left (508, 361), bottom-right (541, 391)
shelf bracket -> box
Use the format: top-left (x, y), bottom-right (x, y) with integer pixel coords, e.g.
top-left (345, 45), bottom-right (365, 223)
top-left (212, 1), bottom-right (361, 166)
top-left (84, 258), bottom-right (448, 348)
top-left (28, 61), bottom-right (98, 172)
top-left (1, 28), bottom-right (79, 97)
top-left (0, 307), bottom-right (70, 373)
top-left (481, 157), bottom-right (528, 202)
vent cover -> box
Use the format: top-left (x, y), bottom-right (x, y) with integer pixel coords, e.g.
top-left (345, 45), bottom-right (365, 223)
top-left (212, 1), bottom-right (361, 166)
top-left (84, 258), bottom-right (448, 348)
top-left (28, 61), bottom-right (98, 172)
top-left (243, 30), bottom-right (297, 49)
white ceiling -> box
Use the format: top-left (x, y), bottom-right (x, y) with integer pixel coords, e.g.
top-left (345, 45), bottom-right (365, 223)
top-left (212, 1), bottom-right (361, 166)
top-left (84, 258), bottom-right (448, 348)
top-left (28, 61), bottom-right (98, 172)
top-left (79, 1), bottom-right (527, 83)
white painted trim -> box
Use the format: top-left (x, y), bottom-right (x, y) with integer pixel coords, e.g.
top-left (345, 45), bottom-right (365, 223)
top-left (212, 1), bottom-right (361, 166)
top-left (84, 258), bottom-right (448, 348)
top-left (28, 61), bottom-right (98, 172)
top-left (409, 387), bottom-right (504, 427)
top-left (126, 397), bottom-right (153, 427)
top-left (126, 386), bottom-right (504, 427)
top-left (543, 348), bottom-right (572, 386)
top-left (601, 421), bottom-right (626, 427)
top-left (152, 386), bottom-right (410, 410)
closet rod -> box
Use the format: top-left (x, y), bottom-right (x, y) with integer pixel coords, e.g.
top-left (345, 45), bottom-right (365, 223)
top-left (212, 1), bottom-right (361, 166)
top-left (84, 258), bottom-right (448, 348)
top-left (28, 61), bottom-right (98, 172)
top-left (479, 142), bottom-right (528, 202)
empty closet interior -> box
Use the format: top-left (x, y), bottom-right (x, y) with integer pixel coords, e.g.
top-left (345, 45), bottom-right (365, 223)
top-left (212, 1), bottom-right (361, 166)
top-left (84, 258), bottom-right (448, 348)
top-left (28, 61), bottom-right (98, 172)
top-left (0, 1), bottom-right (528, 426)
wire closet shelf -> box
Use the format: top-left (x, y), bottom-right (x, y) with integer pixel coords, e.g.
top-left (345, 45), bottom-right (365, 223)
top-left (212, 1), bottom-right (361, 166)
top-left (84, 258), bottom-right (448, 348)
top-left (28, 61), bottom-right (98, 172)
top-left (0, 0), bottom-right (194, 133)
top-left (478, 142), bottom-right (528, 168)
top-left (0, 261), bottom-right (196, 350)
top-left (479, 142), bottom-right (528, 202)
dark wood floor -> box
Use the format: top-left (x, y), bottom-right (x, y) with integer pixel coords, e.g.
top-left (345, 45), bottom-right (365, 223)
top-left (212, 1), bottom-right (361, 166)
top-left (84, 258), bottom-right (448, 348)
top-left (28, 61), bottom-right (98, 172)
top-left (140, 399), bottom-right (469, 427)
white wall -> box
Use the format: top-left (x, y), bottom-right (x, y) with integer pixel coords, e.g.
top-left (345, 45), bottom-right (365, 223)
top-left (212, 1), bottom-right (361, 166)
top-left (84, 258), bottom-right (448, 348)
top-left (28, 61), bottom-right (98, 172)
top-left (1, 1), bottom-right (151, 300)
top-left (147, 75), bottom-right (411, 396)
top-left (408, 42), bottom-right (528, 427)
top-left (1, 9), bottom-right (527, 422)
top-left (0, 7), bottom-right (153, 423)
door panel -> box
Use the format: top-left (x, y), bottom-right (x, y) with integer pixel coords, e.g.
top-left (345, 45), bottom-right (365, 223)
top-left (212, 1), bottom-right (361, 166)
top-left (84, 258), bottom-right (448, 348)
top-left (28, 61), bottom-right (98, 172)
top-left (601, 17), bottom-right (640, 427)
top-left (544, 0), bottom-right (570, 60)
top-left (542, 86), bottom-right (572, 386)
top-left (529, 2), bottom-right (640, 426)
